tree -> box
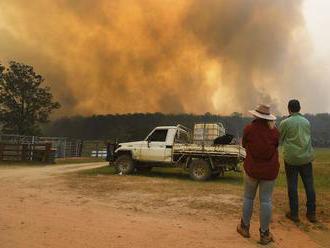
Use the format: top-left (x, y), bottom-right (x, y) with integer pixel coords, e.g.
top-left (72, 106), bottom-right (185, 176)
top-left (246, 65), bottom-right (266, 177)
top-left (0, 61), bottom-right (60, 135)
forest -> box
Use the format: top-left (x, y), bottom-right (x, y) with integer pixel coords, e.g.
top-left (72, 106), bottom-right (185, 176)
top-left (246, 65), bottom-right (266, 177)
top-left (44, 113), bottom-right (330, 147)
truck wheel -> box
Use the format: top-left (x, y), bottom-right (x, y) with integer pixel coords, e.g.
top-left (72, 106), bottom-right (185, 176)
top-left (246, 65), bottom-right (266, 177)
top-left (114, 154), bottom-right (135, 175)
top-left (189, 159), bottom-right (212, 181)
top-left (212, 168), bottom-right (225, 178)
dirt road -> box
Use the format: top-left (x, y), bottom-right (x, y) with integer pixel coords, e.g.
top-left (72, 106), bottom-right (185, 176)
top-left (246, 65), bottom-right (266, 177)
top-left (0, 163), bottom-right (327, 247)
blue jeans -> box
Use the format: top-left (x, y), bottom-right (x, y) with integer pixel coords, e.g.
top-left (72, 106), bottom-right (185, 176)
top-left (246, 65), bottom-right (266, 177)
top-left (242, 175), bottom-right (275, 232)
top-left (285, 162), bottom-right (316, 216)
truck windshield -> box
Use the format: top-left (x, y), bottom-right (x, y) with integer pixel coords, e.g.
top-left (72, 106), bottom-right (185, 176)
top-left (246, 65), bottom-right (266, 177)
top-left (148, 129), bottom-right (168, 142)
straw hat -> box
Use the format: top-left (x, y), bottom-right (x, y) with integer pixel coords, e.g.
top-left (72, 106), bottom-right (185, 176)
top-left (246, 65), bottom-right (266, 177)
top-left (249, 104), bottom-right (276, 121)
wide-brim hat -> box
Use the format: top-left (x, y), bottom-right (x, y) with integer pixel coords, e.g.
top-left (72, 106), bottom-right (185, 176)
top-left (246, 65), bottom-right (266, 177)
top-left (249, 104), bottom-right (276, 121)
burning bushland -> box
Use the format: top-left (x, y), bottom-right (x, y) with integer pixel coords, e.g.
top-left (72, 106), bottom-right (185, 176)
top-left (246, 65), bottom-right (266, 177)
top-left (0, 0), bottom-right (327, 115)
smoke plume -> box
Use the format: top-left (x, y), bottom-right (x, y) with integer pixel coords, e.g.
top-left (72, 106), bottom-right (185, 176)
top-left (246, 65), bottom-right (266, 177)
top-left (0, 0), bottom-right (328, 116)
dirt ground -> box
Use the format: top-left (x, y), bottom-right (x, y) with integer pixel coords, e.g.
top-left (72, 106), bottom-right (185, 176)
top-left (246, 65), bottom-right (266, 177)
top-left (0, 163), bottom-right (329, 248)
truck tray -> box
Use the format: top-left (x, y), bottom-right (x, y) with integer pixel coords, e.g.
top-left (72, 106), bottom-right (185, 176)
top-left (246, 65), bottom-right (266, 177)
top-left (173, 144), bottom-right (246, 159)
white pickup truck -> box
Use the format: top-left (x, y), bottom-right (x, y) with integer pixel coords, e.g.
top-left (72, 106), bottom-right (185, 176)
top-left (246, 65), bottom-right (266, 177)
top-left (108, 124), bottom-right (246, 181)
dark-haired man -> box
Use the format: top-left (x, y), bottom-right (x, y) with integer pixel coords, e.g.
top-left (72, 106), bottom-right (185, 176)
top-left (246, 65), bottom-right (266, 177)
top-left (279, 99), bottom-right (316, 223)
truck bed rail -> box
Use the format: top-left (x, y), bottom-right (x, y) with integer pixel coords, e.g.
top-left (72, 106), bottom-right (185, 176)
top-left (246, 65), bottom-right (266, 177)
top-left (173, 143), bottom-right (246, 159)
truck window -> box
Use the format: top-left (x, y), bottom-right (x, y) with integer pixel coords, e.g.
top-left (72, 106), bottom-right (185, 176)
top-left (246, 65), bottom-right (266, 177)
top-left (148, 129), bottom-right (168, 142)
top-left (175, 130), bottom-right (190, 143)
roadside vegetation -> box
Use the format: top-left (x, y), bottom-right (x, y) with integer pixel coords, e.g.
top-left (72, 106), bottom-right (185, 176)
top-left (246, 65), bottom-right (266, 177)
top-left (45, 112), bottom-right (330, 147)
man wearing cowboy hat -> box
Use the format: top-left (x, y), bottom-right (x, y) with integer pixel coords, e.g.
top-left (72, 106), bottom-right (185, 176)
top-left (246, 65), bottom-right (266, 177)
top-left (280, 99), bottom-right (316, 223)
top-left (237, 104), bottom-right (279, 245)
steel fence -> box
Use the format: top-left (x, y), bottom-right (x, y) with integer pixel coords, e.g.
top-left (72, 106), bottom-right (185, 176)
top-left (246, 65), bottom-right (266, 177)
top-left (0, 134), bottom-right (82, 158)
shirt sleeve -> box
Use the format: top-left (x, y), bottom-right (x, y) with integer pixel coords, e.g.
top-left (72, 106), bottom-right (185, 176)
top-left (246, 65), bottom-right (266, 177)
top-left (279, 120), bottom-right (286, 144)
top-left (307, 119), bottom-right (312, 135)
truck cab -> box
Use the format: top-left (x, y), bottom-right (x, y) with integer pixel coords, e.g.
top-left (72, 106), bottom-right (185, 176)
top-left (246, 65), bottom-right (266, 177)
top-left (114, 125), bottom-right (190, 163)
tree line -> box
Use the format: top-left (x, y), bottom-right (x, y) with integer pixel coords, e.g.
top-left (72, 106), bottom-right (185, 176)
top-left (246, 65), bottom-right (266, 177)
top-left (44, 112), bottom-right (330, 147)
top-left (1, 61), bottom-right (329, 147)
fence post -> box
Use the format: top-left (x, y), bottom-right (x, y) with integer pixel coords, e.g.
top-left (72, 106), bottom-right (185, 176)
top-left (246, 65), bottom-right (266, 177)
top-left (21, 144), bottom-right (28, 161)
top-left (44, 143), bottom-right (51, 163)
top-left (31, 136), bottom-right (35, 161)
top-left (63, 139), bottom-right (66, 158)
top-left (0, 143), bottom-right (3, 161)
top-left (95, 142), bottom-right (99, 158)
top-left (79, 140), bottom-right (83, 157)
top-left (67, 141), bottom-right (71, 157)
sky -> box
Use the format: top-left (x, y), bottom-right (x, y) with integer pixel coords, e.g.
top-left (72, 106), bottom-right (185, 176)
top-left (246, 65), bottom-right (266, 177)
top-left (303, 0), bottom-right (330, 61)
top-left (0, 0), bottom-right (329, 116)
top-left (302, 0), bottom-right (330, 113)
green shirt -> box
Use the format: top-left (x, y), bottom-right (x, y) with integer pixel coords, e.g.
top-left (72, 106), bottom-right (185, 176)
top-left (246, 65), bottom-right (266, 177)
top-left (279, 113), bottom-right (314, 165)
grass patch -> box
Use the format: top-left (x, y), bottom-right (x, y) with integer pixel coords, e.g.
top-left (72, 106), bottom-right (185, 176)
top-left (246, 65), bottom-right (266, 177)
top-left (79, 165), bottom-right (115, 175)
top-left (80, 165), bottom-right (244, 186)
top-left (79, 148), bottom-right (330, 189)
top-left (275, 148), bottom-right (330, 190)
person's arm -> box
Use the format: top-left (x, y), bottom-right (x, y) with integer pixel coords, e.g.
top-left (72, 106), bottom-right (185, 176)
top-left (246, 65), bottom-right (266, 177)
top-left (279, 120), bottom-right (286, 144)
top-left (274, 128), bottom-right (280, 147)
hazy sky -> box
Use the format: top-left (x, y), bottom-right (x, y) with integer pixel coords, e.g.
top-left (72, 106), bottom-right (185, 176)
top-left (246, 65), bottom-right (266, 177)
top-left (0, 0), bottom-right (329, 116)
top-left (303, 0), bottom-right (330, 113)
top-left (304, 0), bottom-right (330, 60)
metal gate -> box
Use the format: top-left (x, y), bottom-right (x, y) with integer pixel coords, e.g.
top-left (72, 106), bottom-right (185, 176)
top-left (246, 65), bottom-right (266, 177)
top-left (0, 134), bottom-right (82, 158)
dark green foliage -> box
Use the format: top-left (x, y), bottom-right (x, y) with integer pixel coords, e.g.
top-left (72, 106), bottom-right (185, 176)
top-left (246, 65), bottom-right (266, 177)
top-left (45, 112), bottom-right (330, 147)
top-left (44, 112), bottom-right (252, 141)
top-left (305, 113), bottom-right (330, 147)
top-left (0, 61), bottom-right (60, 135)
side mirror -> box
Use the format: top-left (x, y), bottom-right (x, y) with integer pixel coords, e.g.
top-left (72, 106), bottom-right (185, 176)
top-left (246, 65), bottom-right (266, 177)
top-left (147, 137), bottom-right (151, 147)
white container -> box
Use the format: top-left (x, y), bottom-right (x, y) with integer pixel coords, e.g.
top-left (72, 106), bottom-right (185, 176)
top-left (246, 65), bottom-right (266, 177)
top-left (193, 123), bottom-right (225, 145)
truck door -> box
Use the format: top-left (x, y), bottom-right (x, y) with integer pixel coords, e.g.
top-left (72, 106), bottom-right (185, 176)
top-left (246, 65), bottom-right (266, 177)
top-left (140, 129), bottom-right (168, 162)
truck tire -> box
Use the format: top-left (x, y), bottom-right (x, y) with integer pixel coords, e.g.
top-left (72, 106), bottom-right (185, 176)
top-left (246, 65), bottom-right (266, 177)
top-left (189, 159), bottom-right (212, 181)
top-left (212, 167), bottom-right (225, 178)
top-left (114, 154), bottom-right (135, 175)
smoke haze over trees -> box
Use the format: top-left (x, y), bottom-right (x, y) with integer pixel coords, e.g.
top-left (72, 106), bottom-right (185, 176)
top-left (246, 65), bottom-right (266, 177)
top-left (44, 113), bottom-right (330, 147)
top-left (0, 0), bottom-right (329, 116)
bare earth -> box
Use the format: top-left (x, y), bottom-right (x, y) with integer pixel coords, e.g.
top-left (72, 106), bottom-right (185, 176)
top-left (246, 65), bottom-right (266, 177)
top-left (0, 163), bottom-right (328, 248)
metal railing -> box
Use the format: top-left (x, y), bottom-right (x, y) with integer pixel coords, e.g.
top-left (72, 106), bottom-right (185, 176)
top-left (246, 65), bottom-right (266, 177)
top-left (0, 134), bottom-right (82, 158)
top-left (0, 142), bottom-right (55, 163)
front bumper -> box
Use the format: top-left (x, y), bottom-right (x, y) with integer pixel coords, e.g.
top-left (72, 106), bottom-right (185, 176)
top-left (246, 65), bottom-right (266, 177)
top-left (106, 143), bottom-right (119, 161)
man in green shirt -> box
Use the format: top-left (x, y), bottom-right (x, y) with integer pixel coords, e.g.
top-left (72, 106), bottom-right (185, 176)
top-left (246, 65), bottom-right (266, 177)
top-left (279, 99), bottom-right (316, 223)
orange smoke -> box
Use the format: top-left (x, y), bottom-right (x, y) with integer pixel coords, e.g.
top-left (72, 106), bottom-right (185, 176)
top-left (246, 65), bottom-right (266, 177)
top-left (0, 0), bottom-right (327, 116)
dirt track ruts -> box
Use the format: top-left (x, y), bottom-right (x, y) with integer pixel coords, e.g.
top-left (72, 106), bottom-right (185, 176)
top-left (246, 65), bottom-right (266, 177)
top-left (0, 163), bottom-right (326, 248)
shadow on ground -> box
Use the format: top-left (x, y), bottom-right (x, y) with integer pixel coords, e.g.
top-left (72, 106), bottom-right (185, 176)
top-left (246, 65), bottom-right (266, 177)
top-left (79, 165), bottom-right (244, 186)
